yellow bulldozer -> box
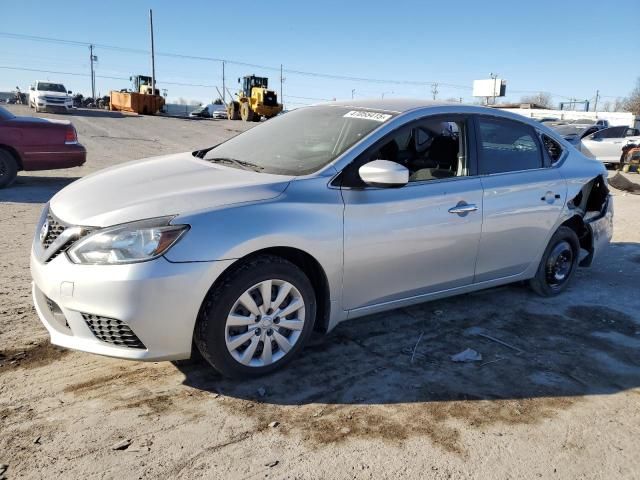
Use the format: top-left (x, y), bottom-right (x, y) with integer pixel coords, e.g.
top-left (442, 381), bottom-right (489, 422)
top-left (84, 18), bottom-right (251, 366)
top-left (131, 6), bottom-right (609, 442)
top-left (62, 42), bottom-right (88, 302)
top-left (110, 75), bottom-right (164, 115)
top-left (227, 75), bottom-right (282, 121)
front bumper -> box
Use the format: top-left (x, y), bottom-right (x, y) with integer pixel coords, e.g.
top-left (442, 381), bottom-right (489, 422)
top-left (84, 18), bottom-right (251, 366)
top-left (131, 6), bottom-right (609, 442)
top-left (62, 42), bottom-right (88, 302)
top-left (30, 249), bottom-right (234, 361)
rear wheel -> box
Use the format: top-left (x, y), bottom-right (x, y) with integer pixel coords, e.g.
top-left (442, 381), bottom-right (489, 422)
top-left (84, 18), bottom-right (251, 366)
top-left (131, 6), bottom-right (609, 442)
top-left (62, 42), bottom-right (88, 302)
top-left (227, 101), bottom-right (240, 120)
top-left (194, 255), bottom-right (316, 378)
top-left (529, 226), bottom-right (580, 297)
top-left (0, 149), bottom-right (18, 189)
top-left (240, 102), bottom-right (254, 122)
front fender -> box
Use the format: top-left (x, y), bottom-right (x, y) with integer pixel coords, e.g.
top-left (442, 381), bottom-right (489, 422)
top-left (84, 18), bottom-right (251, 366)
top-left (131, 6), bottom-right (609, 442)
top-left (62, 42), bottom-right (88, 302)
top-left (164, 175), bottom-right (345, 314)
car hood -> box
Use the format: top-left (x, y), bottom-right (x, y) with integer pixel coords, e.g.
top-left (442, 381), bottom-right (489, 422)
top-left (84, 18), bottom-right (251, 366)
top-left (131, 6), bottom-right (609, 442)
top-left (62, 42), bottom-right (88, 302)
top-left (50, 152), bottom-right (294, 227)
top-left (38, 91), bottom-right (69, 97)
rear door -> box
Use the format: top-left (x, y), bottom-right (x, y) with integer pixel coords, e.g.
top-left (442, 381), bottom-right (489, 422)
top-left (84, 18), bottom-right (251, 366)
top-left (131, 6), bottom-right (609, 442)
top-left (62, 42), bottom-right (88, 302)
top-left (473, 115), bottom-right (567, 282)
top-left (580, 126), bottom-right (627, 162)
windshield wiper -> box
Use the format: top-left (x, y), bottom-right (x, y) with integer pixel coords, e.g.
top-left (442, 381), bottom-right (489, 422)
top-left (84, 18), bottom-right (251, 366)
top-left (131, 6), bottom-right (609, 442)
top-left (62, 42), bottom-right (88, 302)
top-left (206, 157), bottom-right (264, 172)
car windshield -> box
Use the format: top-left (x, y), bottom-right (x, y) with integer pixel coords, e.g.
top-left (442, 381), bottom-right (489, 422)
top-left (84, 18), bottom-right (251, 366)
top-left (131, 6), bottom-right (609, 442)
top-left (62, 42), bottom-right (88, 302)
top-left (37, 83), bottom-right (67, 92)
top-left (204, 106), bottom-right (396, 175)
top-left (0, 106), bottom-right (15, 120)
top-left (554, 125), bottom-right (588, 136)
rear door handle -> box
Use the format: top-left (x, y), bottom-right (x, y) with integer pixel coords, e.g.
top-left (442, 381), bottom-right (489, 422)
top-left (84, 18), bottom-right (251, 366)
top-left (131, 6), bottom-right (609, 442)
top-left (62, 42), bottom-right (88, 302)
top-left (448, 203), bottom-right (478, 215)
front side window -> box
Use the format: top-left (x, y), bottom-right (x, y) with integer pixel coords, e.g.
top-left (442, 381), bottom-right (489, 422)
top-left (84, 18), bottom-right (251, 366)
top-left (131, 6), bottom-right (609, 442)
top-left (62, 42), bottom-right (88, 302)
top-left (356, 117), bottom-right (469, 183)
top-left (477, 117), bottom-right (542, 174)
top-left (204, 106), bottom-right (395, 175)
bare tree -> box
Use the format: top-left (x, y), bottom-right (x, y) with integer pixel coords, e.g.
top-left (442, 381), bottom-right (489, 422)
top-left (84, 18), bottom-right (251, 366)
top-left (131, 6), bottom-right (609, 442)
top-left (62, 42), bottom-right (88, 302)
top-left (177, 97), bottom-right (187, 105)
top-left (613, 97), bottom-right (626, 112)
top-left (624, 78), bottom-right (640, 114)
top-left (601, 101), bottom-right (611, 112)
top-left (520, 92), bottom-right (554, 108)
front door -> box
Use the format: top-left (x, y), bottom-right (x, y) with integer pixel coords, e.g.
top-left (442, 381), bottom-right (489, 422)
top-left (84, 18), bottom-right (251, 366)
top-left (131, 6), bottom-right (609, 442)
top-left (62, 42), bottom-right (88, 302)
top-left (340, 115), bottom-right (482, 311)
top-left (581, 126), bottom-right (627, 162)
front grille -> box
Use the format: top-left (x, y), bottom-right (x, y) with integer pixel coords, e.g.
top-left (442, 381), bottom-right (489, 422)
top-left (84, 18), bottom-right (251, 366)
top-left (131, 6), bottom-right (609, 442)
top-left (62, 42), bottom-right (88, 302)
top-left (263, 91), bottom-right (278, 106)
top-left (82, 313), bottom-right (146, 349)
top-left (44, 96), bottom-right (66, 103)
top-left (40, 211), bottom-right (90, 263)
top-left (42, 213), bottom-right (66, 249)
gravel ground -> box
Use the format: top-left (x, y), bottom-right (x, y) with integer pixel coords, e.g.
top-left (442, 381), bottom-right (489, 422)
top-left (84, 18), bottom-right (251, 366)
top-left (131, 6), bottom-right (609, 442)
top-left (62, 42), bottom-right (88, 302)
top-left (1, 105), bottom-right (639, 480)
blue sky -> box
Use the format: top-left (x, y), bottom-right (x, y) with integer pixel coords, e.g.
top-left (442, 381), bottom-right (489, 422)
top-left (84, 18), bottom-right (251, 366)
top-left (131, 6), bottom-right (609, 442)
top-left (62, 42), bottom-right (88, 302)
top-left (1, 0), bottom-right (637, 108)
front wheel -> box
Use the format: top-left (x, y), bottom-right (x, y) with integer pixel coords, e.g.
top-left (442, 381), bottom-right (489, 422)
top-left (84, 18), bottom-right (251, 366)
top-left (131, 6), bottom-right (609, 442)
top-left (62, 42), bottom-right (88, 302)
top-left (529, 226), bottom-right (580, 297)
top-left (194, 255), bottom-right (316, 378)
top-left (0, 149), bottom-right (18, 188)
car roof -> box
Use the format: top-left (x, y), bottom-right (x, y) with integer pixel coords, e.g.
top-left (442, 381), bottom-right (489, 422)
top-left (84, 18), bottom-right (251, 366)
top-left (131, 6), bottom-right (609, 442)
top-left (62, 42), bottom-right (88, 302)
top-left (318, 98), bottom-right (572, 148)
top-left (322, 98), bottom-right (450, 113)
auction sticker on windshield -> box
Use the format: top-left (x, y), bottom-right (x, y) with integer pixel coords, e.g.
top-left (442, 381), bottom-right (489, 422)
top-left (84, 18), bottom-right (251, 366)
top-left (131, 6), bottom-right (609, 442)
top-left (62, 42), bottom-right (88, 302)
top-left (343, 110), bottom-right (393, 122)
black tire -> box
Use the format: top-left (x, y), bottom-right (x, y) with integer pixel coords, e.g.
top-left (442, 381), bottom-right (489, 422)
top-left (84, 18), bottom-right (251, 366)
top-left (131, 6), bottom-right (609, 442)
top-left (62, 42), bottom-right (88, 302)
top-left (240, 102), bottom-right (254, 122)
top-left (529, 226), bottom-right (580, 297)
top-left (227, 102), bottom-right (240, 120)
top-left (194, 255), bottom-right (316, 378)
top-left (252, 113), bottom-right (261, 122)
top-left (0, 149), bottom-right (18, 189)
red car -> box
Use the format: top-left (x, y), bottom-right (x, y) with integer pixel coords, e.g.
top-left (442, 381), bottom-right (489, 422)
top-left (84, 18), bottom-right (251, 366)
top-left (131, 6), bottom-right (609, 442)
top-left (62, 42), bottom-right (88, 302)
top-left (0, 106), bottom-right (86, 188)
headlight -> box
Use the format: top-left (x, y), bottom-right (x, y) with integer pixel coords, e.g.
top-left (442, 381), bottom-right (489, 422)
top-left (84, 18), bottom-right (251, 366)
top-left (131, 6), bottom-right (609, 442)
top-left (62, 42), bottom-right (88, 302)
top-left (67, 217), bottom-right (189, 265)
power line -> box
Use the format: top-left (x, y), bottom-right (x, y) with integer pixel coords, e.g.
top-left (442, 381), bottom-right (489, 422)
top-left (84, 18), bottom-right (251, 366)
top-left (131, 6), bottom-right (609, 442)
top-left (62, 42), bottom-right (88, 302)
top-left (0, 65), bottom-right (228, 90)
top-left (0, 31), bottom-right (471, 90)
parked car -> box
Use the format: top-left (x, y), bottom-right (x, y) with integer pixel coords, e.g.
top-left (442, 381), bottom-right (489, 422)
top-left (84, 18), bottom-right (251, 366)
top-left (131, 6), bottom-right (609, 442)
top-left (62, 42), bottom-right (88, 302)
top-left (579, 125), bottom-right (640, 165)
top-left (0, 106), bottom-right (86, 187)
top-left (211, 108), bottom-right (228, 119)
top-left (189, 103), bottom-right (226, 119)
top-left (29, 81), bottom-right (74, 113)
top-left (553, 124), bottom-right (605, 145)
top-left (30, 100), bottom-right (612, 378)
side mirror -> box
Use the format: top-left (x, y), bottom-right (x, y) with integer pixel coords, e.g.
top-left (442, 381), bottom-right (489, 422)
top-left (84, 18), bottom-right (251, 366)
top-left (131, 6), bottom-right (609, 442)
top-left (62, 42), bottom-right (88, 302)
top-left (68, 90), bottom-right (72, 94)
top-left (358, 160), bottom-right (408, 188)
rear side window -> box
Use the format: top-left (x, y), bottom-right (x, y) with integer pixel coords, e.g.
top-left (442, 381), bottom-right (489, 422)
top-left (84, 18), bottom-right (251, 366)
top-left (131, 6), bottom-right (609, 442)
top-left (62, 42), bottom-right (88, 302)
top-left (542, 134), bottom-right (563, 163)
top-left (595, 126), bottom-right (626, 139)
top-left (625, 128), bottom-right (640, 137)
top-left (477, 117), bottom-right (542, 174)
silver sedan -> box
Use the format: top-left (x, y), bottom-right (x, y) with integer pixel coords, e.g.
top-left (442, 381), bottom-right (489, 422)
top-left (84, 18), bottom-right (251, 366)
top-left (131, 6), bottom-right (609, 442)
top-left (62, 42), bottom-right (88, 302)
top-left (30, 99), bottom-right (613, 377)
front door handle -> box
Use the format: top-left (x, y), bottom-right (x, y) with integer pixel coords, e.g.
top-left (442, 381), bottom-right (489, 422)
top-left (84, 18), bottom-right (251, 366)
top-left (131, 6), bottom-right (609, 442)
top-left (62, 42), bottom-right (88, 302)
top-left (541, 191), bottom-right (562, 203)
top-left (448, 202), bottom-right (478, 216)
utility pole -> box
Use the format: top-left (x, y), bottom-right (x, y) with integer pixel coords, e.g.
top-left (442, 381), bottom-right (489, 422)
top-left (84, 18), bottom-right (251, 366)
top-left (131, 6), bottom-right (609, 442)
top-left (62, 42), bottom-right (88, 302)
top-left (222, 61), bottom-right (226, 103)
top-left (431, 83), bottom-right (438, 100)
top-left (594, 90), bottom-right (600, 113)
top-left (351, 89), bottom-right (355, 99)
top-left (280, 64), bottom-right (284, 108)
top-left (490, 72), bottom-right (498, 105)
top-left (149, 9), bottom-right (156, 94)
top-left (89, 44), bottom-right (96, 100)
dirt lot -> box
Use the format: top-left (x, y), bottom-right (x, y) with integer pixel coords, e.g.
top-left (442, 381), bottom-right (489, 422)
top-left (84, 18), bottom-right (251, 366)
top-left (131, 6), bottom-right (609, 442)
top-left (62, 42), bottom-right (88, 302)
top-left (1, 105), bottom-right (639, 479)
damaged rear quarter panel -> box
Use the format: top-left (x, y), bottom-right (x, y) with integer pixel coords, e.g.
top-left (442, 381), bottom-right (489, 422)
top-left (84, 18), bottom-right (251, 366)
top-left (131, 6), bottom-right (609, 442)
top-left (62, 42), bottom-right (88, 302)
top-left (559, 154), bottom-right (613, 266)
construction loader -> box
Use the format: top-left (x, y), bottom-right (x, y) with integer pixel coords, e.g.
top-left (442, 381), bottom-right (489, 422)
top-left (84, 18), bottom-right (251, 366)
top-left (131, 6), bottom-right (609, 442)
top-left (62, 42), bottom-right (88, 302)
top-left (227, 75), bottom-right (282, 122)
top-left (110, 75), bottom-right (164, 115)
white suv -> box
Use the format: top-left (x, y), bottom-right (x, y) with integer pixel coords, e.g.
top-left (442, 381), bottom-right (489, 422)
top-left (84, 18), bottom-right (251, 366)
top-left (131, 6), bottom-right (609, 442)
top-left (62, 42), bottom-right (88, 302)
top-left (29, 81), bottom-right (74, 113)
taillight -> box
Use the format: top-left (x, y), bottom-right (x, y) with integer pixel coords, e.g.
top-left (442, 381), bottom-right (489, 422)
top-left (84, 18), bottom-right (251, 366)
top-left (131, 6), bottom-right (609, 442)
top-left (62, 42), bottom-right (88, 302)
top-left (64, 126), bottom-right (78, 144)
